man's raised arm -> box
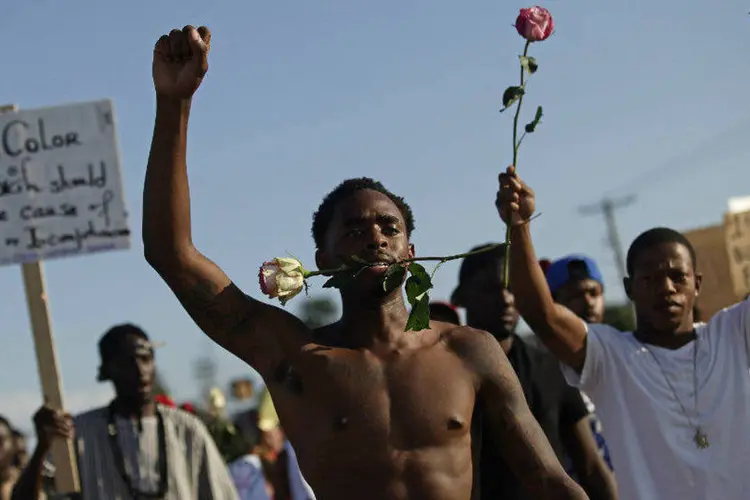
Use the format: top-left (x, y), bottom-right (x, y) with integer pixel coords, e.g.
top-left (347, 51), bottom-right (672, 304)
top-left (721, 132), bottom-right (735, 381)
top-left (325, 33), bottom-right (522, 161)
top-left (142, 25), bottom-right (307, 377)
top-left (495, 166), bottom-right (588, 372)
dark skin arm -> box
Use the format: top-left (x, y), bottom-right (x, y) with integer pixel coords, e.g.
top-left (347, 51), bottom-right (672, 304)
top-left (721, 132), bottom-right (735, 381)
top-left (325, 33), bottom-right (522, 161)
top-left (561, 418), bottom-right (618, 499)
top-left (142, 25), bottom-right (309, 377)
top-left (12, 406), bottom-right (73, 500)
top-left (453, 328), bottom-right (588, 499)
top-left (496, 166), bottom-right (589, 372)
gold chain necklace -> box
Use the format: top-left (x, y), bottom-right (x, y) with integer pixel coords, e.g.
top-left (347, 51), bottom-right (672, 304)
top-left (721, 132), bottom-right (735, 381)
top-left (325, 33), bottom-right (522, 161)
top-left (639, 333), bottom-right (709, 450)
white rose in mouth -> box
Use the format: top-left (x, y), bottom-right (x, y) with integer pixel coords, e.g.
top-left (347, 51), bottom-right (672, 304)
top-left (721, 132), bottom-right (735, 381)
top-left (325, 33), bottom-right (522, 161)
top-left (258, 257), bottom-right (308, 305)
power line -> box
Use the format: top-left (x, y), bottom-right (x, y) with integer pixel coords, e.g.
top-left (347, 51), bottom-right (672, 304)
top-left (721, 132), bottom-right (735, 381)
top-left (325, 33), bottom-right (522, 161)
top-left (579, 194), bottom-right (636, 284)
top-left (604, 116), bottom-right (750, 199)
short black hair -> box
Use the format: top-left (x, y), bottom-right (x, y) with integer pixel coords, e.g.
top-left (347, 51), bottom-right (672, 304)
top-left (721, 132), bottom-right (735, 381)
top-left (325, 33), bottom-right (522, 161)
top-left (98, 323), bottom-right (149, 363)
top-left (311, 177), bottom-right (415, 249)
top-left (626, 227), bottom-right (697, 276)
top-left (457, 243), bottom-right (508, 286)
top-left (429, 302), bottom-right (460, 325)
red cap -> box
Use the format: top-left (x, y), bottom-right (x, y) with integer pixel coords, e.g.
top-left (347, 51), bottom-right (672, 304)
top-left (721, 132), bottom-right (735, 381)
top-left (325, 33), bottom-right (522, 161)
top-left (154, 394), bottom-right (176, 407)
top-left (430, 300), bottom-right (457, 312)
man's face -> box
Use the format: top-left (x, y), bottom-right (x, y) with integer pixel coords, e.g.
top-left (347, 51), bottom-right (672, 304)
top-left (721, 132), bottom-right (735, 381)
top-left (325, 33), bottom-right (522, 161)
top-left (625, 242), bottom-right (700, 334)
top-left (259, 426), bottom-right (286, 454)
top-left (104, 335), bottom-right (156, 404)
top-left (317, 189), bottom-right (414, 295)
top-left (555, 278), bottom-right (605, 324)
top-left (461, 261), bottom-right (519, 340)
top-left (0, 423), bottom-right (12, 471)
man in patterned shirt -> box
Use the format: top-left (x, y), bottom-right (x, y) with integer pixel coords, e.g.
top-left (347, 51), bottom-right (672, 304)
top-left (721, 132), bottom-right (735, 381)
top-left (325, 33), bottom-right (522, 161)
top-left (13, 324), bottom-right (238, 500)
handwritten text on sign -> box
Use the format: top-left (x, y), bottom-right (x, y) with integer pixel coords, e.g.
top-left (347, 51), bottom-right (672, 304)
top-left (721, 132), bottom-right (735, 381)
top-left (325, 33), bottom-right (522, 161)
top-left (0, 100), bottom-right (130, 266)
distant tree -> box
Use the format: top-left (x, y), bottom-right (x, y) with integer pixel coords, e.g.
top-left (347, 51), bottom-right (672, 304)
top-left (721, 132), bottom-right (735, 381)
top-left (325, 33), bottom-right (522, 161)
top-left (603, 303), bottom-right (636, 332)
top-left (298, 296), bottom-right (339, 328)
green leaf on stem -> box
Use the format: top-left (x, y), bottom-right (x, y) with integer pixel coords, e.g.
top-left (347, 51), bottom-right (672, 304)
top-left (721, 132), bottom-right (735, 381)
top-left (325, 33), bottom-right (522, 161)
top-left (382, 264), bottom-right (408, 294)
top-left (322, 271), bottom-right (356, 290)
top-left (519, 56), bottom-right (538, 74)
top-left (524, 106), bottom-right (544, 133)
top-left (403, 263), bottom-right (434, 332)
top-left (500, 86), bottom-right (525, 111)
top-left (405, 293), bottom-right (431, 332)
top-left (407, 263), bottom-right (432, 291)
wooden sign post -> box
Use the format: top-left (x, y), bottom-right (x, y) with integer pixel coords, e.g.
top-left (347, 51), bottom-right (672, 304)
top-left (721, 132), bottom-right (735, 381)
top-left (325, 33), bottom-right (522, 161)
top-left (0, 101), bottom-right (130, 495)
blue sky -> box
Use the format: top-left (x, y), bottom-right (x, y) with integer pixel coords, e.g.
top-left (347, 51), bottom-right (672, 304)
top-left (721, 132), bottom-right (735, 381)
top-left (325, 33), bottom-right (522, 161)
top-left (1, 0), bottom-right (749, 432)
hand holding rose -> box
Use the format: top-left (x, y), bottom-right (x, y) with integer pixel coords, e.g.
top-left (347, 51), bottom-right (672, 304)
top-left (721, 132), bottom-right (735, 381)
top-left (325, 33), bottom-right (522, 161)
top-left (496, 166), bottom-right (536, 227)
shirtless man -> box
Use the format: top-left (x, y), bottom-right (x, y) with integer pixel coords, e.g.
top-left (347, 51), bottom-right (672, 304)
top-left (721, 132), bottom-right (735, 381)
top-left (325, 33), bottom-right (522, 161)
top-left (143, 25), bottom-right (586, 500)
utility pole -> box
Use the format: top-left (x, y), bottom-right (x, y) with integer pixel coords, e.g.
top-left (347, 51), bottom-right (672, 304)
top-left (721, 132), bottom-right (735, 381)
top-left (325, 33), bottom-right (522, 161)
top-left (579, 195), bottom-right (636, 284)
top-left (193, 340), bottom-right (218, 406)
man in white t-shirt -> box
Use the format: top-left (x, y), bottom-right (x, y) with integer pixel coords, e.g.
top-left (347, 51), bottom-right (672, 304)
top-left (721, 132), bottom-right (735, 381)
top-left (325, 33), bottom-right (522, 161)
top-left (496, 166), bottom-right (750, 499)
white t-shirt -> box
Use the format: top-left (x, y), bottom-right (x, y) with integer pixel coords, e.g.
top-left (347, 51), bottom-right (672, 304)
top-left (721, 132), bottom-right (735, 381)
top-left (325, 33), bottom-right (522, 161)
top-left (561, 301), bottom-right (750, 500)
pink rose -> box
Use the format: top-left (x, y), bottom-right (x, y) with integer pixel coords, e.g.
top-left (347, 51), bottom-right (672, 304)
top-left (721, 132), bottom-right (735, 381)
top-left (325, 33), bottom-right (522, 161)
top-left (515, 6), bottom-right (554, 42)
top-left (259, 257), bottom-right (308, 305)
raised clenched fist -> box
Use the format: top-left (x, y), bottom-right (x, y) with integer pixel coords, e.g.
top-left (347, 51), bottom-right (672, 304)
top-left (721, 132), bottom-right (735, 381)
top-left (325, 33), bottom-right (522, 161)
top-left (153, 25), bottom-right (211, 99)
top-left (495, 165), bottom-right (536, 226)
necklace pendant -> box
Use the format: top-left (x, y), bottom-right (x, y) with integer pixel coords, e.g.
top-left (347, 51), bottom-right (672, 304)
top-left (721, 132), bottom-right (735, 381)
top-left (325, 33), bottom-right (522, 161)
top-left (694, 428), bottom-right (710, 449)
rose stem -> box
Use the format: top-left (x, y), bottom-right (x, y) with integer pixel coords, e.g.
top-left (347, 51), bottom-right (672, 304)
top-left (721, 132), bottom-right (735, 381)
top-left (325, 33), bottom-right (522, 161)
top-left (503, 39), bottom-right (531, 288)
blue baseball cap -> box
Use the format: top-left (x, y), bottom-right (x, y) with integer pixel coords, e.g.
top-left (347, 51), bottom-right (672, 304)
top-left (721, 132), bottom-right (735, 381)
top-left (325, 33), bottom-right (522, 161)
top-left (545, 255), bottom-right (604, 295)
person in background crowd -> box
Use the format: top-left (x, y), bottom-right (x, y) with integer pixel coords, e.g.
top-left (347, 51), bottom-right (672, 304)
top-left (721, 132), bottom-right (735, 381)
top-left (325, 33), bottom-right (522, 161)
top-left (545, 256), bottom-right (616, 475)
top-left (0, 416), bottom-right (20, 500)
top-left (428, 301), bottom-right (461, 325)
top-left (228, 441), bottom-right (270, 500)
top-left (154, 394), bottom-right (177, 408)
top-left (229, 422), bottom-right (315, 500)
top-left (202, 388), bottom-right (249, 464)
top-left (229, 388), bottom-right (315, 500)
top-left (180, 402), bottom-right (197, 415)
top-left (451, 245), bottom-right (617, 499)
top-left (12, 323), bottom-right (238, 500)
top-left (497, 165), bottom-right (750, 499)
top-left (10, 430), bottom-right (27, 470)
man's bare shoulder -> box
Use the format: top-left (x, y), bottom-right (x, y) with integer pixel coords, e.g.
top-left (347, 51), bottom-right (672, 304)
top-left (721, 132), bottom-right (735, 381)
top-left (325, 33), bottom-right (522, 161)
top-left (439, 323), bottom-right (506, 376)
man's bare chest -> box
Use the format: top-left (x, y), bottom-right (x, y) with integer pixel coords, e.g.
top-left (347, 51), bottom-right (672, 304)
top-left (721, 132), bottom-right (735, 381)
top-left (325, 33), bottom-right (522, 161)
top-left (269, 345), bottom-right (477, 450)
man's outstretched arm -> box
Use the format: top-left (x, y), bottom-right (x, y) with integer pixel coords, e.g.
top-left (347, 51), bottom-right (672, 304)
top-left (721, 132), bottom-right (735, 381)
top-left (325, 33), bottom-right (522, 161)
top-left (143, 26), bottom-right (308, 377)
top-left (496, 166), bottom-right (589, 372)
top-left (454, 329), bottom-right (588, 499)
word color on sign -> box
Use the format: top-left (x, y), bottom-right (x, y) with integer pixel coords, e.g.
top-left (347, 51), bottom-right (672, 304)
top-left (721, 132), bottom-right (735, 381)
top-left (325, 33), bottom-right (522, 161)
top-left (0, 99), bottom-right (130, 266)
